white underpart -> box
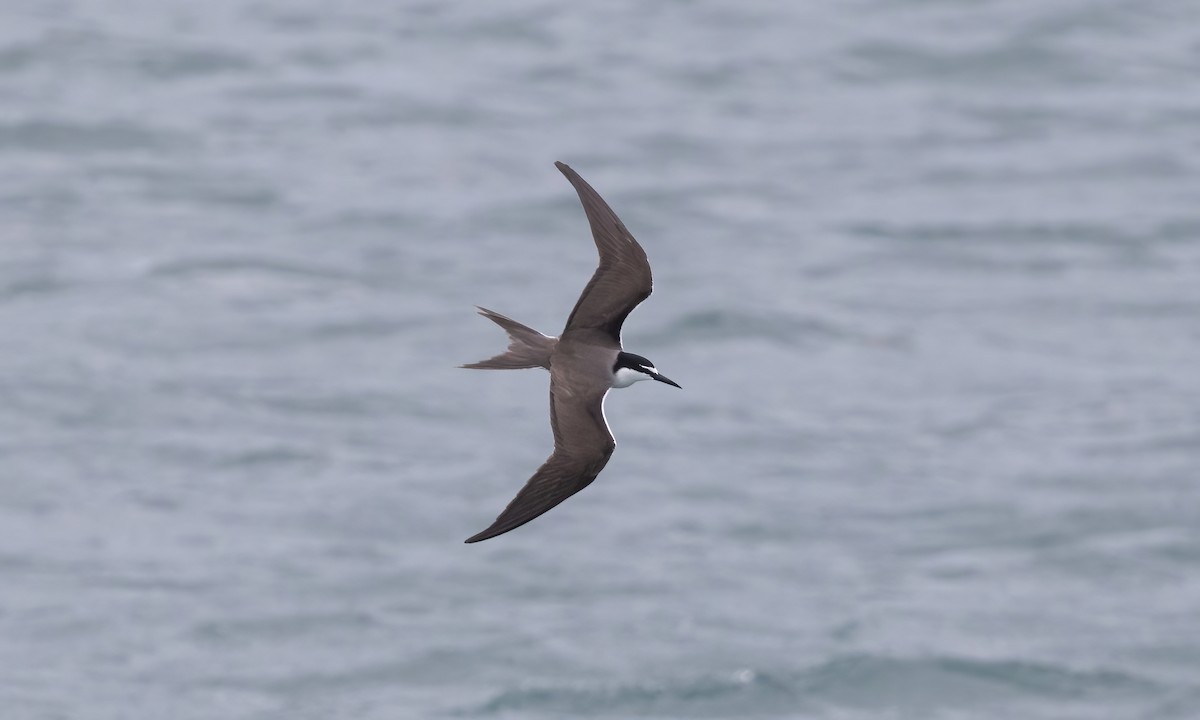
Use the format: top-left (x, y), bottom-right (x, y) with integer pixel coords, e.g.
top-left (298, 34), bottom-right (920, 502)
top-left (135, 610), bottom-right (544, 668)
top-left (613, 365), bottom-right (655, 388)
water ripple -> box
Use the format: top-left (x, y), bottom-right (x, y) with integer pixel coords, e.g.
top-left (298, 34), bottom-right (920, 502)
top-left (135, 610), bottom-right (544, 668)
top-left (472, 655), bottom-right (1162, 717)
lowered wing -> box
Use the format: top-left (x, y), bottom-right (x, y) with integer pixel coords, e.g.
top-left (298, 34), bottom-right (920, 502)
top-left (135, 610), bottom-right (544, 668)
top-left (464, 375), bottom-right (615, 543)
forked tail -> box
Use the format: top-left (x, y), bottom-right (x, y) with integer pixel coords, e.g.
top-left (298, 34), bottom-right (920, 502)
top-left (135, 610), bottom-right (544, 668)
top-left (461, 307), bottom-right (557, 370)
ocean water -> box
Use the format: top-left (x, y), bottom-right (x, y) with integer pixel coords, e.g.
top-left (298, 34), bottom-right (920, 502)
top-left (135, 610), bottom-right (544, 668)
top-left (2, 1), bottom-right (1199, 718)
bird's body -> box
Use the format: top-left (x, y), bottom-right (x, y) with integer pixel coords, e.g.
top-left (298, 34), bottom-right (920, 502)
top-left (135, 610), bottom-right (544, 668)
top-left (461, 162), bottom-right (679, 543)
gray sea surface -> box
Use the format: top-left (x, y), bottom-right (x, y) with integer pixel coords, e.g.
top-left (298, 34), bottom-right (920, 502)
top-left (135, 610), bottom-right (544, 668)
top-left (3, 1), bottom-right (1199, 718)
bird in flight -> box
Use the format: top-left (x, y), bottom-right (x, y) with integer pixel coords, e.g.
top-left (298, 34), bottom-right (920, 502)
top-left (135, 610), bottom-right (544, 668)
top-left (461, 161), bottom-right (680, 543)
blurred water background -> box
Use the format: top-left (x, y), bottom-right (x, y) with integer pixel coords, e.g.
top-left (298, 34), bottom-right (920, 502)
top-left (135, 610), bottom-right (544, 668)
top-left (2, 1), bottom-right (1199, 718)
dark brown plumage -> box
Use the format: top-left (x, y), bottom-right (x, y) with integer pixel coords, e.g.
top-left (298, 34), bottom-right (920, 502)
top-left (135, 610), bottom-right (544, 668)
top-left (462, 162), bottom-right (674, 543)
top-left (554, 161), bottom-right (653, 342)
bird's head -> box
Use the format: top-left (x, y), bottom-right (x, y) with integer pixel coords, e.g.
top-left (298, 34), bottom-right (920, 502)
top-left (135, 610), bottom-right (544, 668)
top-left (612, 352), bottom-right (681, 389)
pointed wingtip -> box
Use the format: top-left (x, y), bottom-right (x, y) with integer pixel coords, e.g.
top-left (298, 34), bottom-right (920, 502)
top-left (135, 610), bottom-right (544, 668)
top-left (463, 529), bottom-right (492, 543)
top-left (554, 161), bottom-right (576, 179)
top-left (465, 516), bottom-right (513, 542)
top-left (464, 515), bottom-right (529, 543)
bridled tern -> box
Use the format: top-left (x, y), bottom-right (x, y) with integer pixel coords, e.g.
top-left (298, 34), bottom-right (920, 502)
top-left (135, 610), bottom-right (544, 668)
top-left (461, 161), bottom-right (680, 543)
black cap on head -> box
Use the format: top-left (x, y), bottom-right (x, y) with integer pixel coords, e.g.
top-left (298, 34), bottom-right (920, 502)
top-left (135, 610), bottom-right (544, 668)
top-left (614, 351), bottom-right (680, 388)
top-left (615, 351), bottom-right (654, 372)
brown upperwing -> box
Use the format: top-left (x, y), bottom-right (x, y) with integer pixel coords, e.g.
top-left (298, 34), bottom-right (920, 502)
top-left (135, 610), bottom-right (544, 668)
top-left (555, 161), bottom-right (653, 341)
top-left (463, 372), bottom-right (615, 543)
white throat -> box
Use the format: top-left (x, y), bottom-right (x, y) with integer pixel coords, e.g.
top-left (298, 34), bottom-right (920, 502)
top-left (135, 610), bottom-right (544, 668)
top-left (612, 366), bottom-right (655, 389)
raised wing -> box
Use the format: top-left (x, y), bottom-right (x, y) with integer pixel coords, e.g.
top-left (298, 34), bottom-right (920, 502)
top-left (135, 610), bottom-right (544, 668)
top-left (464, 378), bottom-right (615, 543)
top-left (555, 161), bottom-right (653, 341)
